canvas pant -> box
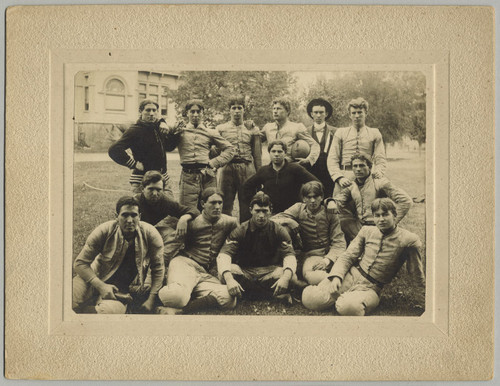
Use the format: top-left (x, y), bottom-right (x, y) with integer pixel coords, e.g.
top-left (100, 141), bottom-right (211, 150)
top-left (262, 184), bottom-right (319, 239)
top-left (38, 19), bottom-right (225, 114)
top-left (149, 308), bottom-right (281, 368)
top-left (179, 170), bottom-right (216, 209)
top-left (298, 248), bottom-right (330, 285)
top-left (158, 256), bottom-right (236, 310)
top-left (302, 266), bottom-right (381, 316)
top-left (218, 161), bottom-right (256, 220)
top-left (226, 264), bottom-right (302, 299)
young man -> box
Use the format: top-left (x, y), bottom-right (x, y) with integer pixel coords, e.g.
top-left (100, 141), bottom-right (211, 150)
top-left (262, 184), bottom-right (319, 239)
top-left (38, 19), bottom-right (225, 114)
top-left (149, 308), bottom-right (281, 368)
top-left (261, 98), bottom-right (320, 167)
top-left (168, 100), bottom-right (236, 209)
top-left (216, 95), bottom-right (262, 219)
top-left (240, 140), bottom-right (318, 222)
top-left (306, 98), bottom-right (337, 197)
top-left (327, 97), bottom-right (387, 190)
top-left (135, 170), bottom-right (199, 266)
top-left (302, 198), bottom-right (425, 316)
top-left (108, 99), bottom-right (176, 196)
top-left (72, 196), bottom-right (164, 314)
top-left (156, 188), bottom-right (238, 314)
top-left (331, 154), bottom-right (412, 242)
top-left (272, 181), bottom-right (346, 285)
top-left (217, 192), bottom-right (299, 302)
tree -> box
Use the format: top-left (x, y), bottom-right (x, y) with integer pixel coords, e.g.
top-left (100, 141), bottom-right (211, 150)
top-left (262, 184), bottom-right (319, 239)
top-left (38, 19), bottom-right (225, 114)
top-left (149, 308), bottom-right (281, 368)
top-left (302, 71), bottom-right (426, 145)
top-left (168, 71), bottom-right (298, 127)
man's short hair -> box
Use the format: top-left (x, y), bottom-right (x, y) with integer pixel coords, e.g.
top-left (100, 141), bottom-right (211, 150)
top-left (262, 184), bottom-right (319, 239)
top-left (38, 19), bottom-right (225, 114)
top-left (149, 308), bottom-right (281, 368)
top-left (351, 153), bottom-right (373, 169)
top-left (267, 140), bottom-right (287, 153)
top-left (139, 99), bottom-right (159, 112)
top-left (141, 170), bottom-right (164, 188)
top-left (116, 196), bottom-right (140, 214)
top-left (272, 98), bottom-right (291, 115)
top-left (228, 95), bottom-right (246, 109)
top-left (198, 187), bottom-right (224, 211)
top-left (301, 181), bottom-right (325, 200)
top-left (347, 97), bottom-right (369, 113)
top-left (184, 99), bottom-right (205, 113)
top-left (250, 191), bottom-right (272, 211)
top-left (371, 198), bottom-right (397, 217)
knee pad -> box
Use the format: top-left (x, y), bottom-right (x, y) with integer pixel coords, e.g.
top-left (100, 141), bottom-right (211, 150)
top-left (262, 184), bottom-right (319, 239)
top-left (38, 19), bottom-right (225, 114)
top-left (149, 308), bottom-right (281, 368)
top-left (335, 294), bottom-right (366, 316)
top-left (212, 287), bottom-right (237, 309)
top-left (302, 285), bottom-right (334, 311)
top-left (158, 283), bottom-right (191, 308)
top-left (303, 270), bottom-right (328, 286)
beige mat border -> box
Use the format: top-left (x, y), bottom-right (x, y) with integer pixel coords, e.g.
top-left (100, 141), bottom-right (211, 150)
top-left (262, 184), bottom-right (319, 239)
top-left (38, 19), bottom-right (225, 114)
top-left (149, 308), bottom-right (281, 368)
top-left (5, 5), bottom-right (494, 381)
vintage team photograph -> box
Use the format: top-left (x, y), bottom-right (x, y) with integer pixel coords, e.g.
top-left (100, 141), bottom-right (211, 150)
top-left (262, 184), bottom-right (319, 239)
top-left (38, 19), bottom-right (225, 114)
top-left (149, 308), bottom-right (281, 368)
top-left (72, 69), bottom-right (427, 317)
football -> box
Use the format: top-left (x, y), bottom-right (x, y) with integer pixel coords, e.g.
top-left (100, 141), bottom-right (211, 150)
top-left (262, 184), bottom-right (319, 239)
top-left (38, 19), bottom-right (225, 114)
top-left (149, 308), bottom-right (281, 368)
top-left (290, 139), bottom-right (311, 159)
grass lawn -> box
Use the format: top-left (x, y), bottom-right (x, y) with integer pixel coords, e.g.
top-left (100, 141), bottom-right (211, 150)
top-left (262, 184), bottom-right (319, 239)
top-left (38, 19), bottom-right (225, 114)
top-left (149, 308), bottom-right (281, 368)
top-left (73, 151), bottom-right (426, 316)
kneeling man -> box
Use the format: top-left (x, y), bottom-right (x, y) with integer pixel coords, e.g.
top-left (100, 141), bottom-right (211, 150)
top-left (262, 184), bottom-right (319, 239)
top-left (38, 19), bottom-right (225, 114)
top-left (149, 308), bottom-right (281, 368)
top-left (302, 198), bottom-right (425, 316)
top-left (73, 196), bottom-right (164, 314)
top-left (157, 188), bottom-right (238, 314)
top-left (217, 192), bottom-right (299, 302)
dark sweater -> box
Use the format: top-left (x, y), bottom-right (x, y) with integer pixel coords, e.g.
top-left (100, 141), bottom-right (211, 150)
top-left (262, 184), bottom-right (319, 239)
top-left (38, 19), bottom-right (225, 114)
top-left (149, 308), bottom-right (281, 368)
top-left (241, 160), bottom-right (318, 221)
top-left (108, 119), bottom-right (176, 174)
top-left (221, 220), bottom-right (294, 268)
top-left (135, 193), bottom-right (199, 226)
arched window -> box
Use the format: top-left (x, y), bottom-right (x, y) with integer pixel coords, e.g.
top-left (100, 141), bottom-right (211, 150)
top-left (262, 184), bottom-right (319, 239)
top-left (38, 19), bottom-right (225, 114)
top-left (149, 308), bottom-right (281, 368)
top-left (105, 78), bottom-right (126, 111)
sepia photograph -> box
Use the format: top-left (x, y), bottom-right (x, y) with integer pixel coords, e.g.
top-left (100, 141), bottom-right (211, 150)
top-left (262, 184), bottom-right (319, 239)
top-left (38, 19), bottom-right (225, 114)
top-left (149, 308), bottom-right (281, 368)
top-left (72, 69), bottom-right (428, 317)
top-left (5, 4), bottom-right (494, 381)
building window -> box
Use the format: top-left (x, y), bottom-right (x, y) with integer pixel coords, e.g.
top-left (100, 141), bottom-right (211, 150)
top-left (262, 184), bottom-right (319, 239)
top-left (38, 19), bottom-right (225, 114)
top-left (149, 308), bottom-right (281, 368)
top-left (137, 72), bottom-right (173, 117)
top-left (84, 86), bottom-right (89, 111)
top-left (105, 78), bottom-right (126, 111)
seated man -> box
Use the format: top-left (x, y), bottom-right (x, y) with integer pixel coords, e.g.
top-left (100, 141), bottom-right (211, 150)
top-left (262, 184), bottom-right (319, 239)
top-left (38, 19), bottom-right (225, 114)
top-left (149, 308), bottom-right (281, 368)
top-left (302, 198), bottom-right (425, 316)
top-left (331, 154), bottom-right (412, 242)
top-left (273, 181), bottom-right (346, 286)
top-left (73, 196), bottom-right (164, 314)
top-left (135, 170), bottom-right (199, 266)
top-left (157, 188), bottom-right (238, 314)
top-left (217, 192), bottom-right (300, 303)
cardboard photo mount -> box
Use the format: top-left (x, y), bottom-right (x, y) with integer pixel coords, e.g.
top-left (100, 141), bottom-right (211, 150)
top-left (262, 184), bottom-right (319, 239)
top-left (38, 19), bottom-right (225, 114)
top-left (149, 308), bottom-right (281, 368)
top-left (5, 5), bottom-right (494, 381)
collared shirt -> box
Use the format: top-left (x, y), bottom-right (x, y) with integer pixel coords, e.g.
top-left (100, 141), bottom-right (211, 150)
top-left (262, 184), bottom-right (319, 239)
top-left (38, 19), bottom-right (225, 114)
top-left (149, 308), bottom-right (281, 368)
top-left (327, 125), bottom-right (387, 182)
top-left (216, 121), bottom-right (259, 163)
top-left (261, 120), bottom-right (320, 165)
top-left (181, 213), bottom-right (239, 270)
top-left (334, 175), bottom-right (412, 224)
top-left (313, 122), bottom-right (326, 143)
top-left (272, 202), bottom-right (346, 262)
top-left (218, 220), bottom-right (296, 275)
top-left (135, 193), bottom-right (199, 226)
top-left (173, 123), bottom-right (236, 169)
top-left (73, 220), bottom-right (165, 294)
top-left (329, 226), bottom-right (425, 290)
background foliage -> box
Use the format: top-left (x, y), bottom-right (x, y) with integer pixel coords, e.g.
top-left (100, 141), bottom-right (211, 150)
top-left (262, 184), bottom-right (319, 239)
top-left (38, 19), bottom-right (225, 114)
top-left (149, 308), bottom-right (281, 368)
top-left (170, 71), bottom-right (426, 146)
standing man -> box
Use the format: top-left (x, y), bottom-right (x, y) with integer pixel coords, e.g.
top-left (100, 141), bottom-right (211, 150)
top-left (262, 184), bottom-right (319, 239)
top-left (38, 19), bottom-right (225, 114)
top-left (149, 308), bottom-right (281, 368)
top-left (216, 95), bottom-right (262, 219)
top-left (306, 98), bottom-right (336, 197)
top-left (108, 99), bottom-right (176, 197)
top-left (157, 188), bottom-right (239, 314)
top-left (261, 98), bottom-right (320, 168)
top-left (72, 196), bottom-right (164, 314)
top-left (135, 170), bottom-right (200, 266)
top-left (217, 192), bottom-right (299, 303)
top-left (240, 140), bottom-right (318, 222)
top-left (327, 97), bottom-right (387, 190)
top-left (168, 100), bottom-right (236, 209)
top-left (330, 154), bottom-right (412, 242)
top-left (302, 198), bottom-right (425, 316)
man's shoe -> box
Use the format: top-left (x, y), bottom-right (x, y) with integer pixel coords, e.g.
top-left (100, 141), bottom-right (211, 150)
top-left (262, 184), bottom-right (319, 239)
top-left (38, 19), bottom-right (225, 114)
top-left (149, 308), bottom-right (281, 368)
top-left (155, 306), bottom-right (183, 315)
